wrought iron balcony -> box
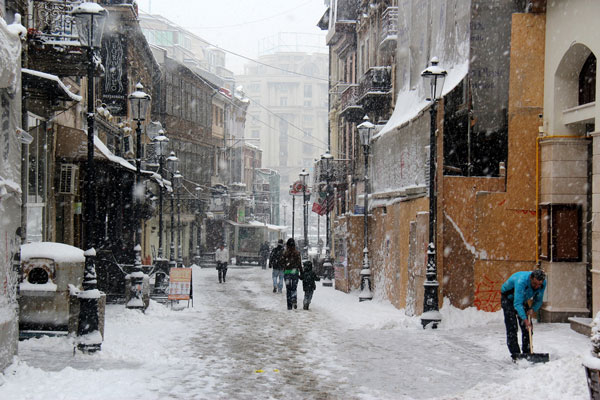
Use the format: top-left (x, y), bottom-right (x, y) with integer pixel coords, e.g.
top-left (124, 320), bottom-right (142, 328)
top-left (26, 0), bottom-right (94, 77)
top-left (379, 7), bottom-right (398, 50)
top-left (357, 66), bottom-right (392, 111)
top-left (340, 84), bottom-right (363, 122)
top-left (329, 81), bottom-right (350, 108)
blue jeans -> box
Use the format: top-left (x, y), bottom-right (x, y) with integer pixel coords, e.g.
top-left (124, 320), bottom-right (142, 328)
top-left (272, 269), bottom-right (284, 292)
top-left (284, 274), bottom-right (299, 309)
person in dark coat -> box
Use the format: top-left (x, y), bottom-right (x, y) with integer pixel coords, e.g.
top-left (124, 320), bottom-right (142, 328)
top-left (269, 239), bottom-right (285, 293)
top-left (259, 241), bottom-right (270, 269)
top-left (500, 269), bottom-right (547, 359)
top-left (300, 260), bottom-right (320, 310)
top-left (282, 238), bottom-right (302, 310)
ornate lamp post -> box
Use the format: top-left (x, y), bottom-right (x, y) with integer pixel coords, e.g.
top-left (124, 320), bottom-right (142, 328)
top-left (194, 186), bottom-right (203, 265)
top-left (166, 152), bottom-right (179, 268)
top-left (152, 132), bottom-right (169, 259)
top-left (420, 57), bottom-right (447, 328)
top-left (72, 1), bottom-right (108, 352)
top-left (357, 115), bottom-right (375, 302)
top-left (320, 150), bottom-right (334, 287)
top-left (126, 83), bottom-right (151, 310)
top-left (128, 83), bottom-right (151, 256)
top-left (299, 168), bottom-right (309, 260)
top-left (174, 170), bottom-right (184, 267)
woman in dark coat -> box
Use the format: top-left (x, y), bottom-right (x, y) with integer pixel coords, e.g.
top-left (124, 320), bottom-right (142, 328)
top-left (282, 238), bottom-right (303, 310)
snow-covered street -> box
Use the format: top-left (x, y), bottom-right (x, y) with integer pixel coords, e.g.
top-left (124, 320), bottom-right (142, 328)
top-left (0, 266), bottom-right (592, 399)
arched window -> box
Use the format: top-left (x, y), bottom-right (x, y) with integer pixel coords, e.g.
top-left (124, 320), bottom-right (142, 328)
top-left (579, 53), bottom-right (596, 105)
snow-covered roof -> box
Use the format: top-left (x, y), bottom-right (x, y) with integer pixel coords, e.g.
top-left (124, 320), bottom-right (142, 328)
top-left (21, 242), bottom-right (85, 263)
top-left (247, 220), bottom-right (286, 231)
top-left (375, 61), bottom-right (468, 140)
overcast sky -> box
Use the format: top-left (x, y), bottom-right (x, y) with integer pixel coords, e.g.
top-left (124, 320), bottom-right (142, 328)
top-left (136, 0), bottom-right (328, 74)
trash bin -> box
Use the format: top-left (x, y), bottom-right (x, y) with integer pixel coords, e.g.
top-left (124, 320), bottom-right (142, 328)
top-left (19, 242), bottom-right (105, 337)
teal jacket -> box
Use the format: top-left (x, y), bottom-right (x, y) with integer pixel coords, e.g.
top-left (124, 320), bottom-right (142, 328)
top-left (501, 271), bottom-right (546, 320)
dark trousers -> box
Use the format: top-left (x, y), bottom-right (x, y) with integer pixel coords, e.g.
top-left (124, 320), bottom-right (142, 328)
top-left (217, 262), bottom-right (228, 283)
top-left (303, 290), bottom-right (314, 309)
top-left (501, 293), bottom-right (531, 355)
top-left (284, 274), bottom-right (299, 309)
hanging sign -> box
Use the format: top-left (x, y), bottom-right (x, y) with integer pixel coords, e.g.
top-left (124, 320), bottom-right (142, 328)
top-left (168, 268), bottom-right (192, 300)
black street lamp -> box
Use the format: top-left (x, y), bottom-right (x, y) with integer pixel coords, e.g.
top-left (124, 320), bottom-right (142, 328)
top-left (290, 184), bottom-right (295, 240)
top-left (357, 115), bottom-right (375, 302)
top-left (320, 150), bottom-right (334, 287)
top-left (166, 152), bottom-right (179, 268)
top-left (127, 83), bottom-right (151, 310)
top-left (174, 170), bottom-right (183, 267)
top-left (152, 132), bottom-right (169, 259)
top-left (420, 57), bottom-right (447, 328)
top-left (194, 186), bottom-right (203, 264)
top-left (72, 1), bottom-right (108, 352)
top-left (299, 168), bottom-right (309, 260)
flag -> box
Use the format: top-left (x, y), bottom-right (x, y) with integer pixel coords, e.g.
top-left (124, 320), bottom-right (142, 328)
top-left (312, 201), bottom-right (324, 215)
top-left (312, 187), bottom-right (335, 216)
top-left (312, 189), bottom-right (327, 216)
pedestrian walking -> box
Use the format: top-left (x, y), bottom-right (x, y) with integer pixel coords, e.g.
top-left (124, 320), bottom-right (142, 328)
top-left (259, 241), bottom-right (270, 269)
top-left (282, 238), bottom-right (302, 310)
top-left (500, 269), bottom-right (547, 360)
top-left (300, 260), bottom-right (319, 310)
top-left (269, 239), bottom-right (285, 293)
top-left (215, 243), bottom-right (229, 283)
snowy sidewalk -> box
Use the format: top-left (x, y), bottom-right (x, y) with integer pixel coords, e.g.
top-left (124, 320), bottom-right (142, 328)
top-left (0, 266), bottom-right (592, 399)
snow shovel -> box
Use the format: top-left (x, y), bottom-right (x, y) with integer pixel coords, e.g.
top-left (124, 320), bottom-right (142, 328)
top-left (514, 316), bottom-right (549, 363)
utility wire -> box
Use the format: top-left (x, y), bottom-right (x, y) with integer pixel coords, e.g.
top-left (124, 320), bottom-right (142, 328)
top-left (244, 93), bottom-right (329, 148)
top-left (181, 0), bottom-right (314, 30)
top-left (226, 96), bottom-right (327, 152)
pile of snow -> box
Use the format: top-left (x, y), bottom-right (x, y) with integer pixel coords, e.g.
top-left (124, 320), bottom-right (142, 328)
top-left (21, 242), bottom-right (85, 263)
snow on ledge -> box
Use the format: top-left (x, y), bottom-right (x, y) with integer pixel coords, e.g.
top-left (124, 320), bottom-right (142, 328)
top-left (21, 242), bottom-right (85, 263)
top-left (22, 68), bottom-right (83, 102)
top-left (20, 281), bottom-right (58, 292)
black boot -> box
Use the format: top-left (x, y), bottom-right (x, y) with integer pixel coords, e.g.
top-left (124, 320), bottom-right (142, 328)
top-left (273, 287), bottom-right (277, 293)
top-left (303, 304), bottom-right (308, 310)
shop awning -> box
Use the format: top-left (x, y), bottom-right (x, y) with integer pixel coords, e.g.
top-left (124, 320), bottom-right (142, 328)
top-left (56, 125), bottom-right (135, 172)
top-left (22, 68), bottom-right (82, 102)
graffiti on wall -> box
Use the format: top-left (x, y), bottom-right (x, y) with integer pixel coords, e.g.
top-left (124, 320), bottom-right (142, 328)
top-left (473, 272), bottom-right (503, 312)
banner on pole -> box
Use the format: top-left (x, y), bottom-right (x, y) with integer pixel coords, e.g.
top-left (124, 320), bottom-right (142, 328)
top-left (168, 268), bottom-right (192, 300)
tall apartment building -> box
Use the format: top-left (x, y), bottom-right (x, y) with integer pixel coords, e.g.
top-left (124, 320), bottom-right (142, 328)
top-left (237, 52), bottom-right (329, 200)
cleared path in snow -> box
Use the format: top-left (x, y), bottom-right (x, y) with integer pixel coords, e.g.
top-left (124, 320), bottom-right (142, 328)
top-left (3, 266), bottom-right (589, 399)
top-left (155, 267), bottom-right (516, 399)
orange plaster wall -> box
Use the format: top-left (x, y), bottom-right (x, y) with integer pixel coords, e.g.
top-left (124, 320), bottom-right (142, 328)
top-left (333, 215), bottom-right (364, 293)
top-left (440, 14), bottom-right (544, 311)
top-left (442, 177), bottom-right (505, 309)
top-left (369, 197), bottom-right (428, 310)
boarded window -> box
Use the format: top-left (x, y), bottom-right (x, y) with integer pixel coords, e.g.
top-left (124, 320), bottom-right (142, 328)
top-left (539, 204), bottom-right (582, 262)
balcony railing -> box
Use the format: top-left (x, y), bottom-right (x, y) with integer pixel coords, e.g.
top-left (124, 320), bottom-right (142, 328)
top-left (340, 84), bottom-right (363, 122)
top-left (329, 81), bottom-right (350, 107)
top-left (380, 7), bottom-right (398, 49)
top-left (30, 0), bottom-right (80, 43)
top-left (358, 66), bottom-right (392, 101)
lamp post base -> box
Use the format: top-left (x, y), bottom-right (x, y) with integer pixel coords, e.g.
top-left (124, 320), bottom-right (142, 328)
top-left (322, 258), bottom-right (333, 287)
top-left (420, 310), bottom-right (442, 329)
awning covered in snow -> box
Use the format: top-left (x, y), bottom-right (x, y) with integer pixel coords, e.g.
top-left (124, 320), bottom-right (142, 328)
top-left (55, 125), bottom-right (136, 172)
top-left (22, 68), bottom-right (82, 102)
